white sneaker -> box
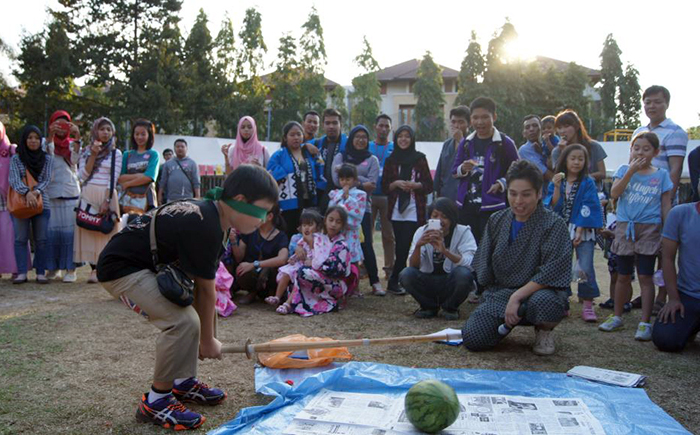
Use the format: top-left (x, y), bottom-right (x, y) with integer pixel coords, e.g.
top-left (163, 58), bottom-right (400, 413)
top-left (62, 272), bottom-right (77, 283)
top-left (532, 329), bottom-right (556, 356)
top-left (371, 282), bottom-right (386, 296)
top-left (599, 315), bottom-right (624, 332)
top-left (635, 322), bottom-right (653, 341)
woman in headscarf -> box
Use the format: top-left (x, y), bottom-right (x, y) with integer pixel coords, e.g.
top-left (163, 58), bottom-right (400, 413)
top-left (267, 121), bottom-right (319, 238)
top-left (381, 125), bottom-right (433, 294)
top-left (330, 124), bottom-right (384, 295)
top-left (44, 110), bottom-right (82, 282)
top-left (8, 125), bottom-right (53, 284)
top-left (74, 117), bottom-right (122, 283)
top-left (0, 121), bottom-right (22, 277)
top-left (222, 116), bottom-right (270, 174)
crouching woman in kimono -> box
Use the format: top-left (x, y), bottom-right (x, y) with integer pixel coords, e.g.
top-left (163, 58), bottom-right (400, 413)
top-left (462, 160), bottom-right (572, 356)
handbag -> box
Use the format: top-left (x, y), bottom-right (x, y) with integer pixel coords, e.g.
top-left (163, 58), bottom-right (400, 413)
top-left (150, 201), bottom-right (195, 307)
top-left (8, 171), bottom-right (43, 219)
top-left (75, 149), bottom-right (117, 234)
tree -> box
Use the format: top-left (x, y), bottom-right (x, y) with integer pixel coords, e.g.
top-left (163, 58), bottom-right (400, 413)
top-left (616, 63), bottom-right (641, 129)
top-left (298, 6), bottom-right (327, 112)
top-left (269, 34), bottom-right (302, 140)
top-left (413, 52), bottom-right (445, 141)
top-left (599, 33), bottom-right (623, 132)
top-left (484, 20), bottom-right (517, 78)
top-left (687, 119), bottom-right (700, 140)
top-left (212, 15), bottom-right (239, 138)
top-left (350, 36), bottom-right (381, 130)
top-left (330, 86), bottom-right (350, 132)
top-left (456, 30), bottom-right (485, 105)
top-left (235, 7), bottom-right (268, 138)
top-left (14, 12), bottom-right (80, 129)
top-left (182, 9), bottom-right (217, 136)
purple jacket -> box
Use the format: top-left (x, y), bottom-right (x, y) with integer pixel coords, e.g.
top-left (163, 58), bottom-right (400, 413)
top-left (451, 128), bottom-right (519, 211)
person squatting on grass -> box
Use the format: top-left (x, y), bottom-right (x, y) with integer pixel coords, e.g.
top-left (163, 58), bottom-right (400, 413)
top-left (598, 132), bottom-right (673, 341)
top-left (544, 144), bottom-right (604, 322)
top-left (462, 160), bottom-right (572, 356)
top-left (97, 165), bottom-right (278, 430)
top-left (401, 197), bottom-right (477, 320)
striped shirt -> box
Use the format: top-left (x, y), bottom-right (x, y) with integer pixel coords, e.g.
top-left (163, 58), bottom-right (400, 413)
top-left (9, 154), bottom-right (54, 208)
top-left (79, 149), bottom-right (122, 187)
top-left (634, 118), bottom-right (689, 172)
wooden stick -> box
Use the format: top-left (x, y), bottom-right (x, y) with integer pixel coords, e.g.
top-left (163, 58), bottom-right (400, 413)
top-left (221, 331), bottom-right (463, 359)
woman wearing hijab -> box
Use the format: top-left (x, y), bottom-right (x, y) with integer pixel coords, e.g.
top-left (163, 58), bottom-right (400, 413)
top-left (331, 125), bottom-right (384, 295)
top-left (0, 122), bottom-right (22, 277)
top-left (8, 125), bottom-right (54, 284)
top-left (381, 125), bottom-right (433, 294)
top-left (267, 121), bottom-right (319, 238)
top-left (74, 117), bottom-right (122, 283)
top-left (222, 116), bottom-right (270, 174)
top-left (45, 110), bottom-right (82, 282)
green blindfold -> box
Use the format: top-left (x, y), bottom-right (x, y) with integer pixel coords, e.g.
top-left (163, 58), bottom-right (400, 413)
top-left (205, 187), bottom-right (269, 222)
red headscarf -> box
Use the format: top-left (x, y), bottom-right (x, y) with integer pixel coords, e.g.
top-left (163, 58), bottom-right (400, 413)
top-left (50, 110), bottom-right (73, 163)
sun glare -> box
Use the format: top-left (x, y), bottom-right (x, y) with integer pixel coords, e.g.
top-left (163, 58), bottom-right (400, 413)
top-left (503, 37), bottom-right (537, 63)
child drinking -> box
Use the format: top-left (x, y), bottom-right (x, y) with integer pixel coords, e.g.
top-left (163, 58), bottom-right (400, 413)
top-left (277, 206), bottom-right (352, 316)
top-left (266, 209), bottom-right (323, 310)
top-left (545, 144), bottom-right (604, 322)
top-left (328, 164), bottom-right (366, 266)
top-left (599, 132), bottom-right (673, 340)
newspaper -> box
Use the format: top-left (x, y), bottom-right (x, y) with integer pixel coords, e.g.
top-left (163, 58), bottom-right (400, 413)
top-left (567, 365), bottom-right (646, 387)
top-left (283, 389), bottom-right (606, 435)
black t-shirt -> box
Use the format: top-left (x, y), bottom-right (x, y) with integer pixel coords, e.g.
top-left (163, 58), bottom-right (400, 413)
top-left (241, 230), bottom-right (289, 263)
top-left (97, 200), bottom-right (225, 282)
top-left (431, 232), bottom-right (453, 275)
top-left (465, 137), bottom-right (490, 205)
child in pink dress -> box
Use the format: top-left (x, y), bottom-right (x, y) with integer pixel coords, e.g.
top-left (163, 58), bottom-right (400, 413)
top-left (266, 209), bottom-right (324, 310)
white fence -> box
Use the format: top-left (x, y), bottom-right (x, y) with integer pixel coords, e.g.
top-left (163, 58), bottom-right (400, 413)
top-left (153, 134), bottom-right (700, 179)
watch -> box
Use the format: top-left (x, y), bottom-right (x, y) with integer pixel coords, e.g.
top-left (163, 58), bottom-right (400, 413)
top-left (254, 260), bottom-right (261, 273)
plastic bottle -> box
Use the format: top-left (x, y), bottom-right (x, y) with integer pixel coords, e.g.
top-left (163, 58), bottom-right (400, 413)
top-left (498, 301), bottom-right (528, 336)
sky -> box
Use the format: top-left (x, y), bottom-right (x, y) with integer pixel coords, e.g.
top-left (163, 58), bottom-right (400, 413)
top-left (2, 0), bottom-right (699, 129)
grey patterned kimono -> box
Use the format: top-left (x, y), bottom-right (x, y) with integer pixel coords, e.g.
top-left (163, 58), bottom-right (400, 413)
top-left (462, 204), bottom-right (572, 350)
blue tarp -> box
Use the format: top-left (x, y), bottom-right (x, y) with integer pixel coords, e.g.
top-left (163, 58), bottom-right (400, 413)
top-left (210, 361), bottom-right (689, 435)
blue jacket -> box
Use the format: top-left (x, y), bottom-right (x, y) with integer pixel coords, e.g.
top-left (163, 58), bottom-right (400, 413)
top-left (314, 134), bottom-right (347, 191)
top-left (544, 176), bottom-right (603, 229)
top-left (267, 147), bottom-right (319, 211)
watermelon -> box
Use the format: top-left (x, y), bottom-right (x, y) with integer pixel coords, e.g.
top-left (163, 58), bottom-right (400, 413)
top-left (404, 379), bottom-right (460, 433)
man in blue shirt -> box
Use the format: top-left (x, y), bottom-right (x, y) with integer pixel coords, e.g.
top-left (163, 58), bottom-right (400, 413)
top-left (306, 108), bottom-right (347, 211)
top-left (369, 114), bottom-right (395, 277)
top-left (653, 202), bottom-right (700, 352)
top-left (519, 115), bottom-right (553, 188)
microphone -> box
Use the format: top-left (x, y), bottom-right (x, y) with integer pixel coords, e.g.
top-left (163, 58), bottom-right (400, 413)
top-left (497, 301), bottom-right (528, 336)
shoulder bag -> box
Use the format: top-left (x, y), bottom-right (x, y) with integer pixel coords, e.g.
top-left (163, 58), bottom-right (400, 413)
top-left (75, 149), bottom-right (117, 234)
top-left (8, 170), bottom-right (44, 219)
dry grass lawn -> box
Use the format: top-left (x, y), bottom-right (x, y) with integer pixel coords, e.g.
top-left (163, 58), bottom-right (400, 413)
top-left (0, 241), bottom-right (698, 434)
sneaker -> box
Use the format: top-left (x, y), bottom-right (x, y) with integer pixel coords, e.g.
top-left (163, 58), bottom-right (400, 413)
top-left (598, 298), bottom-right (614, 309)
top-left (599, 315), bottom-right (624, 332)
top-left (581, 305), bottom-right (597, 322)
top-left (532, 329), bottom-right (556, 356)
top-left (635, 322), bottom-right (653, 341)
top-left (386, 284), bottom-right (406, 295)
top-left (46, 270), bottom-right (60, 280)
top-left (371, 282), bottom-right (386, 296)
top-left (172, 378), bottom-right (227, 406)
top-left (36, 275), bottom-right (49, 284)
top-left (12, 274), bottom-right (28, 284)
top-left (623, 302), bottom-right (633, 313)
top-left (135, 393), bottom-right (205, 430)
top-left (62, 272), bottom-right (77, 283)
top-left (441, 309), bottom-right (459, 321)
top-left (87, 270), bottom-right (98, 283)
top-left (414, 308), bottom-right (438, 319)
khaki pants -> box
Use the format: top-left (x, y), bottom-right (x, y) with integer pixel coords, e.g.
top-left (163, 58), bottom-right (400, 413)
top-left (371, 195), bottom-right (394, 271)
top-left (101, 269), bottom-right (200, 383)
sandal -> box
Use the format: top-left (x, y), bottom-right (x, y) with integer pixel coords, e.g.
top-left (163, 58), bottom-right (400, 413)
top-left (276, 303), bottom-right (291, 315)
top-left (264, 296), bottom-right (280, 306)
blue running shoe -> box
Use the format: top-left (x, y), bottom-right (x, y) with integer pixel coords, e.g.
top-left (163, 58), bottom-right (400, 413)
top-left (136, 393), bottom-right (204, 430)
top-left (173, 378), bottom-right (227, 406)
